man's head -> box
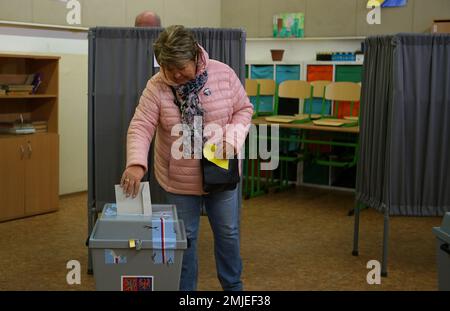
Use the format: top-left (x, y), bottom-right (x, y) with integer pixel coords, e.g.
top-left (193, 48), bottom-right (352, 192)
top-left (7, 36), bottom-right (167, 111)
top-left (134, 11), bottom-right (161, 27)
top-left (153, 25), bottom-right (200, 85)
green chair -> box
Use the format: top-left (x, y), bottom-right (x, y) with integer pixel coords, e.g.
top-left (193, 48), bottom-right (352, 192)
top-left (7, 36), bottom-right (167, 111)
top-left (324, 81), bottom-right (361, 119)
top-left (313, 82), bottom-right (361, 168)
top-left (245, 79), bottom-right (260, 119)
top-left (254, 79), bottom-right (277, 117)
top-left (263, 80), bottom-right (313, 191)
top-left (310, 80), bottom-right (332, 118)
top-left (243, 79), bottom-right (266, 199)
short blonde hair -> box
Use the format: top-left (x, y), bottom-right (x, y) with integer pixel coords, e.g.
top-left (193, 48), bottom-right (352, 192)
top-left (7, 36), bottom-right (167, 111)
top-left (153, 25), bottom-right (199, 68)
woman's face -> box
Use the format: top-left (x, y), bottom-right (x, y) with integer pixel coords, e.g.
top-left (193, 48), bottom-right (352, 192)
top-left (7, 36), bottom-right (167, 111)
top-left (162, 60), bottom-right (197, 85)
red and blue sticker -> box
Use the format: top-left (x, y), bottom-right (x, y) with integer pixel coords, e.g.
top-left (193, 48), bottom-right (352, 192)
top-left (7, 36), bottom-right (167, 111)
top-left (105, 250), bottom-right (127, 264)
top-left (121, 276), bottom-right (153, 291)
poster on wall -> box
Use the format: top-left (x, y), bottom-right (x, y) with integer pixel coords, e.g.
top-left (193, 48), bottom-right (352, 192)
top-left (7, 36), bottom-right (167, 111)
top-left (273, 13), bottom-right (304, 38)
top-left (367, 0), bottom-right (408, 8)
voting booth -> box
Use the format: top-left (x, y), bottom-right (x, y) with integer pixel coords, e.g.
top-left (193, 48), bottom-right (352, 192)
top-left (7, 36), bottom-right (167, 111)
top-left (87, 27), bottom-right (246, 273)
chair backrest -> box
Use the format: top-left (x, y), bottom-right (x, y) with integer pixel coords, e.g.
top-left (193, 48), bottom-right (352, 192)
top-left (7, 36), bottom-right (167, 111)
top-left (256, 79), bottom-right (276, 96)
top-left (278, 80), bottom-right (311, 100)
top-left (310, 80), bottom-right (332, 98)
top-left (245, 79), bottom-right (259, 97)
top-left (325, 82), bottom-right (361, 102)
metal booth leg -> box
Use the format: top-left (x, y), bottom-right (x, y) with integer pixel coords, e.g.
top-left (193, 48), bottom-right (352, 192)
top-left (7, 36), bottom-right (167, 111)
top-left (352, 201), bottom-right (361, 256)
top-left (381, 208), bottom-right (390, 277)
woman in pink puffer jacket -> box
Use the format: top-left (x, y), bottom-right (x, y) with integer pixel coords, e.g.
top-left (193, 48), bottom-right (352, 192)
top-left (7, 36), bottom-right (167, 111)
top-left (120, 25), bottom-right (253, 291)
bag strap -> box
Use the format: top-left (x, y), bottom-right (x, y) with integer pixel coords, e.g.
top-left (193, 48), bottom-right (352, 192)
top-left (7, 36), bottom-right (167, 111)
top-left (170, 86), bottom-right (181, 110)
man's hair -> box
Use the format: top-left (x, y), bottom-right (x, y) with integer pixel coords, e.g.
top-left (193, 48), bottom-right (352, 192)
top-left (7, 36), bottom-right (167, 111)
top-left (153, 25), bottom-right (199, 69)
top-left (135, 11), bottom-right (161, 27)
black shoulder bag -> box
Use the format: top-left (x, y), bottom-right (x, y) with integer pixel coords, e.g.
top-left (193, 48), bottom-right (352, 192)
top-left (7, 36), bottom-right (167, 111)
top-left (170, 86), bottom-right (240, 193)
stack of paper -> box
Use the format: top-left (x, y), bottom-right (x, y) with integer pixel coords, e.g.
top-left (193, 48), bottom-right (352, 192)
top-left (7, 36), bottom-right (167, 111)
top-left (115, 181), bottom-right (152, 216)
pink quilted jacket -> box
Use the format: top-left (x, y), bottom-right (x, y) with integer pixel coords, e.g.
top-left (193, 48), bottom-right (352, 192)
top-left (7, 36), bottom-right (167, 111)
top-left (126, 47), bottom-right (253, 195)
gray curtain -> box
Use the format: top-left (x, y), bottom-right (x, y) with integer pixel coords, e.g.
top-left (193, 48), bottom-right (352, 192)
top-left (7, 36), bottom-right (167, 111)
top-left (88, 27), bottom-right (246, 212)
top-left (356, 36), bottom-right (395, 213)
top-left (356, 34), bottom-right (450, 216)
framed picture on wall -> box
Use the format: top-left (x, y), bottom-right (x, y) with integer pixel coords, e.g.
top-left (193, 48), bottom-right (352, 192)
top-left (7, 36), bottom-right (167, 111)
top-left (367, 0), bottom-right (408, 8)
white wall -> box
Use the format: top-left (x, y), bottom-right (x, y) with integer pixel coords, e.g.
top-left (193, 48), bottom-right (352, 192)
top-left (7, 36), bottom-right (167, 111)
top-left (0, 0), bottom-right (222, 28)
top-left (58, 53), bottom-right (88, 194)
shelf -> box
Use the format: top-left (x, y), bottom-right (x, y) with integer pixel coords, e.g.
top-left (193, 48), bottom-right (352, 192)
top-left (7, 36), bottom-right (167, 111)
top-left (246, 61), bottom-right (363, 65)
top-left (0, 20), bottom-right (88, 33)
top-left (0, 132), bottom-right (52, 138)
top-left (0, 53), bottom-right (60, 60)
top-left (307, 61), bottom-right (364, 65)
top-left (246, 61), bottom-right (304, 65)
top-left (0, 94), bottom-right (57, 99)
top-left (247, 36), bottom-right (366, 42)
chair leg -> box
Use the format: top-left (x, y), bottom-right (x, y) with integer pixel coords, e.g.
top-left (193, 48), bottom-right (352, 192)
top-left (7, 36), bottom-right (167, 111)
top-left (244, 157), bottom-right (250, 200)
top-left (250, 158), bottom-right (255, 198)
top-left (278, 161), bottom-right (284, 190)
top-left (284, 160), bottom-right (289, 188)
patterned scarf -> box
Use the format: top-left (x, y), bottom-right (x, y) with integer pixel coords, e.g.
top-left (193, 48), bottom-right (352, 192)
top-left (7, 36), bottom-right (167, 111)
top-left (173, 70), bottom-right (208, 157)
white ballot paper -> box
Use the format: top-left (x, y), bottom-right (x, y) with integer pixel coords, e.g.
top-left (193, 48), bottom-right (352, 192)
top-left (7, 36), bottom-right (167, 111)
top-left (115, 181), bottom-right (152, 216)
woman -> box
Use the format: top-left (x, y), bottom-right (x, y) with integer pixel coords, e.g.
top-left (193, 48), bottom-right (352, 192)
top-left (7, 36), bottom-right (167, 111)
top-left (120, 25), bottom-right (253, 291)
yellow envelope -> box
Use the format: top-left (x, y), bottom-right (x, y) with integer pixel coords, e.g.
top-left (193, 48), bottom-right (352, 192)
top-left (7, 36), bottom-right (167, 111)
top-left (367, 0), bottom-right (384, 8)
top-left (129, 239), bottom-right (136, 248)
top-left (203, 143), bottom-right (229, 170)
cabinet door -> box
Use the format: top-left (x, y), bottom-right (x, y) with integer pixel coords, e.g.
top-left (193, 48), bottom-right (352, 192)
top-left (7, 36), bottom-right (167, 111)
top-left (24, 133), bottom-right (59, 216)
top-left (307, 65), bottom-right (333, 115)
top-left (335, 65), bottom-right (363, 118)
top-left (0, 137), bottom-right (25, 221)
top-left (335, 65), bottom-right (363, 82)
top-left (276, 65), bottom-right (300, 84)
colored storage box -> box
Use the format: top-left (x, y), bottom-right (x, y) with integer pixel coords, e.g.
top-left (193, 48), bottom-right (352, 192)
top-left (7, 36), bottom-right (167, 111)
top-left (276, 65), bottom-right (301, 84)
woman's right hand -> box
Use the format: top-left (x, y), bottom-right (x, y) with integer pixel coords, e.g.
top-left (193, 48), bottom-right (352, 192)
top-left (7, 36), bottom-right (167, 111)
top-left (120, 165), bottom-right (145, 198)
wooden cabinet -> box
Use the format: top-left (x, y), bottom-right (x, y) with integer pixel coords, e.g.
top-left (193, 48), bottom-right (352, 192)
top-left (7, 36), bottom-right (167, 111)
top-left (0, 134), bottom-right (58, 221)
top-left (0, 136), bottom-right (25, 220)
top-left (24, 133), bottom-right (59, 216)
top-left (0, 54), bottom-right (59, 222)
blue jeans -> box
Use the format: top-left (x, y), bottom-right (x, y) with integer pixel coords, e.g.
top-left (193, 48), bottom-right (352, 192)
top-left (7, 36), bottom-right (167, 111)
top-left (166, 187), bottom-right (243, 291)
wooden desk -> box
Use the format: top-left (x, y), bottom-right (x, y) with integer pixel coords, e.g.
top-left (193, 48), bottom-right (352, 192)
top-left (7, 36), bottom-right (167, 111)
top-left (252, 116), bottom-right (360, 134)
